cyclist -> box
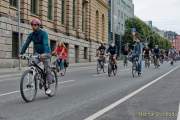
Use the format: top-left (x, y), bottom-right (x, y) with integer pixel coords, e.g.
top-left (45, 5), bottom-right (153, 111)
top-left (123, 44), bottom-right (129, 67)
top-left (106, 43), bottom-right (117, 68)
top-left (143, 44), bottom-right (151, 64)
top-left (159, 49), bottom-right (165, 64)
top-left (97, 43), bottom-right (106, 65)
top-left (169, 46), bottom-right (177, 64)
top-left (52, 42), bottom-right (68, 76)
top-left (153, 45), bottom-right (160, 67)
top-left (20, 18), bottom-right (53, 95)
top-left (132, 34), bottom-right (143, 75)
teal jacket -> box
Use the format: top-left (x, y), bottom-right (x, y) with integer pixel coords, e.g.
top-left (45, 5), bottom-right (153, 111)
top-left (20, 29), bottom-right (51, 54)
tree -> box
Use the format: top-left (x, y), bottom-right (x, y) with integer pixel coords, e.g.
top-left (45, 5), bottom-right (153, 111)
top-left (123, 17), bottom-right (171, 50)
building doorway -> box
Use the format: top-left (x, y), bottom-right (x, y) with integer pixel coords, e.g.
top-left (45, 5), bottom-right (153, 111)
top-left (75, 45), bottom-right (79, 63)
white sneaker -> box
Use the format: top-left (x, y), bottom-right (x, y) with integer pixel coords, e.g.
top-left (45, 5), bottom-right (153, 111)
top-left (45, 89), bottom-right (52, 95)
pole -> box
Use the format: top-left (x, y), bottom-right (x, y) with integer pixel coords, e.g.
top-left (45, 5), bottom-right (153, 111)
top-left (18, 0), bottom-right (21, 70)
top-left (112, 0), bottom-right (115, 44)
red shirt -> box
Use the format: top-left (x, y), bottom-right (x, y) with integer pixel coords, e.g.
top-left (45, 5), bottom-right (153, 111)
top-left (55, 47), bottom-right (68, 60)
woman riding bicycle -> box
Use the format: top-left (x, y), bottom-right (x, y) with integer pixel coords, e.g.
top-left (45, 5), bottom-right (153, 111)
top-left (52, 42), bottom-right (68, 76)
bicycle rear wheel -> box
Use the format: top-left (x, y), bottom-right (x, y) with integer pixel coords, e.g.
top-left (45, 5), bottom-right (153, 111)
top-left (113, 65), bottom-right (117, 76)
top-left (132, 63), bottom-right (136, 78)
top-left (46, 70), bottom-right (58, 97)
top-left (108, 63), bottom-right (112, 77)
top-left (20, 70), bottom-right (37, 102)
top-left (97, 61), bottom-right (102, 74)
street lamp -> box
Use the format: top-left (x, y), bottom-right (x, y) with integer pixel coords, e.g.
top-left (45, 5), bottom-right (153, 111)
top-left (111, 0), bottom-right (115, 44)
top-left (18, 0), bottom-right (21, 70)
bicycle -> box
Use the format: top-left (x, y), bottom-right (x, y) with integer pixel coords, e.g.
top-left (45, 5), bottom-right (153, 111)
top-left (144, 55), bottom-right (150, 68)
top-left (108, 55), bottom-right (117, 77)
top-left (97, 55), bottom-right (105, 74)
top-left (52, 56), bottom-right (68, 76)
top-left (123, 55), bottom-right (128, 67)
top-left (154, 55), bottom-right (160, 68)
top-left (132, 56), bottom-right (141, 77)
top-left (20, 55), bottom-right (58, 102)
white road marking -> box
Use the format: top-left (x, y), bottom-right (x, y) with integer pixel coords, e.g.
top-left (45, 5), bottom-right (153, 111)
top-left (0, 77), bottom-right (20, 82)
top-left (59, 80), bottom-right (75, 84)
top-left (0, 91), bottom-right (20, 97)
top-left (84, 66), bottom-right (180, 120)
top-left (0, 80), bottom-right (75, 97)
top-left (0, 73), bottom-right (21, 79)
top-left (177, 103), bottom-right (180, 120)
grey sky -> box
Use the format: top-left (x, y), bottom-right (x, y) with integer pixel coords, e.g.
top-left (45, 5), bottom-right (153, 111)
top-left (133, 0), bottom-right (180, 34)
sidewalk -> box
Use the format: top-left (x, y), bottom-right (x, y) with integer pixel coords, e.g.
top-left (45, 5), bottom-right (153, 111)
top-left (0, 62), bottom-right (97, 75)
top-left (0, 61), bottom-right (123, 76)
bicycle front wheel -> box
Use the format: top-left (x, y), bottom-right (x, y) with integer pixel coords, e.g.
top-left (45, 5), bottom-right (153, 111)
top-left (20, 70), bottom-right (37, 102)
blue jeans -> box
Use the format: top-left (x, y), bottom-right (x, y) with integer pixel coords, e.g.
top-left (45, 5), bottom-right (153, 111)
top-left (56, 59), bottom-right (64, 70)
top-left (132, 55), bottom-right (142, 73)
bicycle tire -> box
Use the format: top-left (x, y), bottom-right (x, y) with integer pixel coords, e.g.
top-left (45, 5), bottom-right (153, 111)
top-left (108, 63), bottom-right (112, 77)
top-left (46, 70), bottom-right (58, 97)
top-left (20, 70), bottom-right (37, 102)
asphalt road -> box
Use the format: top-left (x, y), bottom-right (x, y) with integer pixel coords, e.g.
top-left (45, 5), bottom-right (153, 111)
top-left (0, 61), bottom-right (180, 120)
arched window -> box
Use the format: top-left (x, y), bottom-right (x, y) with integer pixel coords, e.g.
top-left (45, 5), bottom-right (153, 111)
top-left (96, 11), bottom-right (99, 41)
top-left (102, 14), bottom-right (105, 42)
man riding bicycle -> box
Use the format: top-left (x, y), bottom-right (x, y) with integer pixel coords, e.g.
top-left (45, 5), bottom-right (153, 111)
top-left (123, 44), bottom-right (129, 67)
top-left (143, 45), bottom-right (151, 61)
top-left (132, 35), bottom-right (143, 75)
top-left (106, 43), bottom-right (117, 68)
top-left (153, 45), bottom-right (160, 67)
top-left (97, 43), bottom-right (106, 64)
top-left (169, 46), bottom-right (177, 64)
top-left (20, 18), bottom-right (53, 95)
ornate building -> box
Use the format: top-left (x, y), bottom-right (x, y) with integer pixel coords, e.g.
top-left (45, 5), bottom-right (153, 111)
top-left (0, 0), bottom-right (108, 68)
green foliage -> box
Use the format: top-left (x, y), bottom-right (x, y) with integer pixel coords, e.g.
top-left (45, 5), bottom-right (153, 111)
top-left (123, 17), bottom-right (171, 50)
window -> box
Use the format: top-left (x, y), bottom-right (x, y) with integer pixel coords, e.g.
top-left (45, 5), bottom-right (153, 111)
top-left (48, 0), bottom-right (53, 20)
top-left (50, 40), bottom-right (56, 51)
top-left (96, 11), bottom-right (99, 41)
top-left (82, 1), bottom-right (87, 32)
top-left (10, 0), bottom-right (17, 8)
top-left (72, 0), bottom-right (76, 28)
top-left (102, 15), bottom-right (105, 42)
top-left (61, 0), bottom-right (65, 25)
top-left (12, 32), bottom-right (22, 58)
top-left (31, 0), bottom-right (38, 15)
top-left (84, 47), bottom-right (88, 59)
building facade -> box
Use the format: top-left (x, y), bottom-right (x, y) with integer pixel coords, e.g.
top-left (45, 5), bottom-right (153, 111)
top-left (0, 0), bottom-right (108, 68)
top-left (164, 31), bottom-right (177, 41)
top-left (108, 0), bottom-right (134, 57)
top-left (171, 35), bottom-right (180, 51)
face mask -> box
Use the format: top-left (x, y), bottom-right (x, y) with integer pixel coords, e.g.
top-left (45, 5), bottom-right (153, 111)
top-left (111, 43), bottom-right (115, 47)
